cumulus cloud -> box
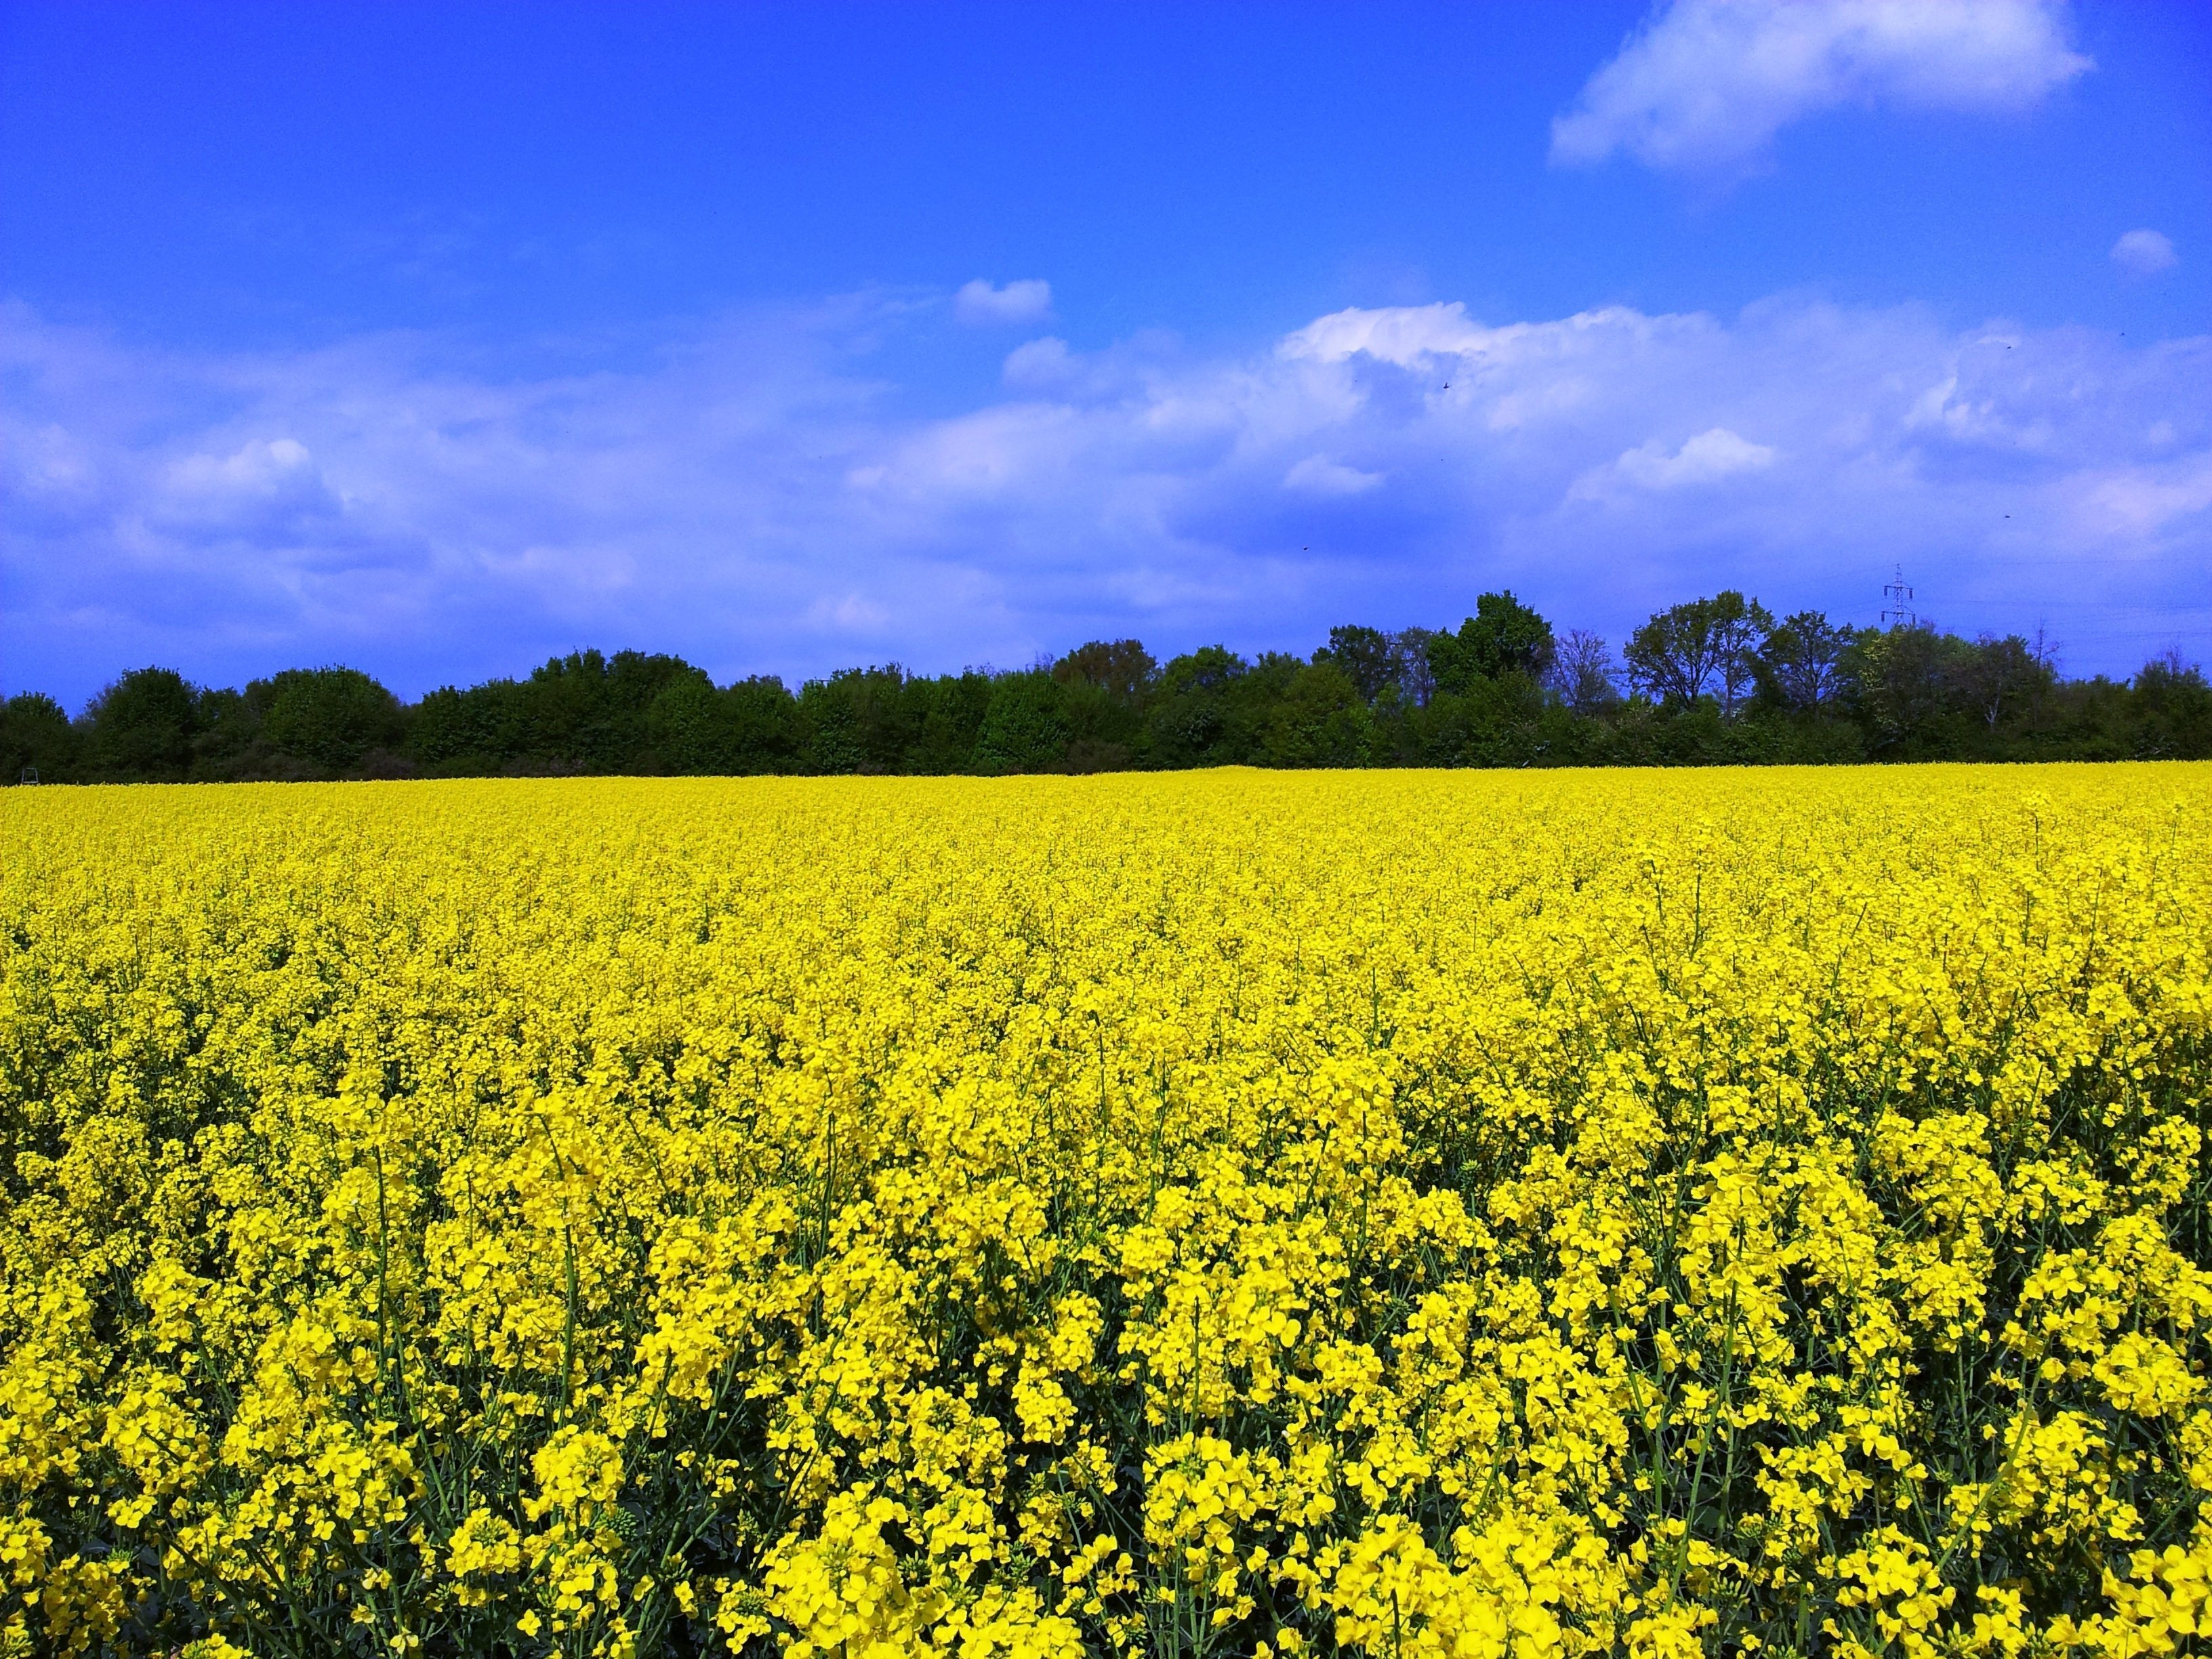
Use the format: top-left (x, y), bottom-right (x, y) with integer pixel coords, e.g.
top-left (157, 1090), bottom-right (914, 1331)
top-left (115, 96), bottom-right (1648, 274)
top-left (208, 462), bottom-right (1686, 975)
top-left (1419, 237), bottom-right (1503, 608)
top-left (954, 278), bottom-right (1053, 326)
top-left (1553, 0), bottom-right (2092, 173)
top-left (2, 290), bottom-right (2207, 704)
top-left (2112, 229), bottom-right (2179, 276)
top-left (1589, 427), bottom-right (1778, 494)
top-left (157, 437), bottom-right (348, 536)
top-left (1280, 303), bottom-right (1492, 367)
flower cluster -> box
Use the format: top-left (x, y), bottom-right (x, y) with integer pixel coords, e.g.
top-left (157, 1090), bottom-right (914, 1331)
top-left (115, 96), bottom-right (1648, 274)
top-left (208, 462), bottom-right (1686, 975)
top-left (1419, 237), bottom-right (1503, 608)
top-left (2, 765), bottom-right (2209, 1656)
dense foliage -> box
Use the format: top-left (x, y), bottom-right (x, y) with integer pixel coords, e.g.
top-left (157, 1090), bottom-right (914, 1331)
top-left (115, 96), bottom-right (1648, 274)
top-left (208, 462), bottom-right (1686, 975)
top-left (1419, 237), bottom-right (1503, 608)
top-left (4, 766), bottom-right (2212, 1659)
top-left (7, 593), bottom-right (2208, 783)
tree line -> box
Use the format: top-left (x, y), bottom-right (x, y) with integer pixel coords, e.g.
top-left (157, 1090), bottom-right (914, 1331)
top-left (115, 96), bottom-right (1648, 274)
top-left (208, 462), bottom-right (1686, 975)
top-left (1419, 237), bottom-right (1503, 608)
top-left (7, 590), bottom-right (2209, 783)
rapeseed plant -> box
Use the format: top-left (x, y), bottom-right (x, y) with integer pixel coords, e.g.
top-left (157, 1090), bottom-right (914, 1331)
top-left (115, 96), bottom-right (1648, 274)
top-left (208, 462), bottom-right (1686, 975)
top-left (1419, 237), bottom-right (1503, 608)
top-left (1, 766), bottom-right (2208, 1657)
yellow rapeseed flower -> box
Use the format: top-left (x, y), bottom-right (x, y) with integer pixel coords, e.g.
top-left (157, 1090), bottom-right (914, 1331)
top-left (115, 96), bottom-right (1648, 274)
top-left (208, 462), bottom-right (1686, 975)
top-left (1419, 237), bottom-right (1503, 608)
top-left (0, 764), bottom-right (2208, 1655)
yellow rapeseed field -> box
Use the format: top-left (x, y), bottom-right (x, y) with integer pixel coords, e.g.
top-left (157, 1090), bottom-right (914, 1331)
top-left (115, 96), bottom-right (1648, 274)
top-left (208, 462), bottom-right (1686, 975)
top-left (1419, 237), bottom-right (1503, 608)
top-left (4, 766), bottom-right (2211, 1659)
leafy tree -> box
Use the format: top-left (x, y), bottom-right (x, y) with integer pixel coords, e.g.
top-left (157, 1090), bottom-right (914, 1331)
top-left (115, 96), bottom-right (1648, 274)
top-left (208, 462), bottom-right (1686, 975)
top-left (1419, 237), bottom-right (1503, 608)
top-left (648, 677), bottom-right (741, 774)
top-left (405, 651), bottom-right (722, 774)
top-left (409, 680), bottom-right (533, 773)
top-left (1144, 646), bottom-right (1247, 768)
top-left (1845, 623), bottom-right (1976, 754)
top-left (2130, 650), bottom-right (2212, 759)
top-left (1755, 611), bottom-right (1854, 712)
top-left (1262, 661), bottom-right (1370, 768)
top-left (642, 674), bottom-right (806, 775)
top-left (1, 692), bottom-right (77, 783)
top-left (1052, 642), bottom-right (1153, 769)
top-left (258, 666), bottom-right (407, 773)
top-left (1425, 621), bottom-right (1477, 697)
top-left (973, 670), bottom-right (1069, 773)
top-left (1052, 640), bottom-right (1156, 703)
top-left (1955, 634), bottom-right (2053, 733)
top-left (1408, 668), bottom-right (1550, 766)
top-left (1427, 592), bottom-right (1555, 696)
top-left (83, 667), bottom-right (199, 781)
top-left (525, 649), bottom-right (713, 771)
top-left (1055, 686), bottom-right (1138, 771)
top-left (911, 672), bottom-right (996, 773)
top-left (1624, 591), bottom-right (1772, 716)
top-left (1223, 652), bottom-right (1307, 760)
top-left (187, 686), bottom-right (267, 777)
top-left (1389, 627), bottom-right (1437, 708)
top-left (725, 676), bottom-right (805, 771)
top-left (1315, 626), bottom-right (1399, 702)
top-left (29, 610), bottom-right (2212, 783)
top-left (798, 666), bottom-right (914, 773)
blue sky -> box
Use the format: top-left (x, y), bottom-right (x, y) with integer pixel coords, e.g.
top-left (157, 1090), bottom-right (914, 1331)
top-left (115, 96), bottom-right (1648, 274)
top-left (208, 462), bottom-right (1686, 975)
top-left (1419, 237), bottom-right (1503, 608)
top-left (3, 0), bottom-right (2208, 705)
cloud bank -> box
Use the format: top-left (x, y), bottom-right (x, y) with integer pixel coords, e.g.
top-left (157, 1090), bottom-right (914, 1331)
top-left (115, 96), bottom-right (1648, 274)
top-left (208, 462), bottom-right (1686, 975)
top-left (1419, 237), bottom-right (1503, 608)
top-left (1553, 0), bottom-right (2092, 173)
top-left (3, 289), bottom-right (2207, 705)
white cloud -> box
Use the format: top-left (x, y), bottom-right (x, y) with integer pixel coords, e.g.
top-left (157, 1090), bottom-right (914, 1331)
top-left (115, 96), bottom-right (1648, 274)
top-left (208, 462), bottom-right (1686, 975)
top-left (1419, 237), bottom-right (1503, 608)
top-left (1279, 302), bottom-right (1493, 366)
top-left (3, 291), bottom-right (2207, 703)
top-left (1553, 0), bottom-right (2092, 173)
top-left (2112, 228), bottom-right (2179, 276)
top-left (165, 436), bottom-right (323, 503)
top-left (1284, 454), bottom-right (1385, 495)
top-left (1600, 427), bottom-right (1778, 492)
top-left (155, 437), bottom-right (351, 539)
top-left (2064, 452), bottom-right (2212, 540)
top-left (954, 278), bottom-right (1053, 326)
top-left (168, 436), bottom-right (316, 493)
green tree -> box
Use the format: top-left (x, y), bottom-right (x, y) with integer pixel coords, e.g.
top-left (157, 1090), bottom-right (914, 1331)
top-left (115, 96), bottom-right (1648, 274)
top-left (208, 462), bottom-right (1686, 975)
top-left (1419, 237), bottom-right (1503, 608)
top-left (642, 673), bottom-right (805, 775)
top-left (1755, 611), bottom-right (1854, 712)
top-left (1048, 642), bottom-right (1151, 770)
top-left (188, 685), bottom-right (267, 777)
top-left (1624, 591), bottom-right (1772, 716)
top-left (1144, 647), bottom-right (1247, 768)
top-left (2129, 650), bottom-right (2212, 760)
top-left (408, 680), bottom-right (532, 773)
top-left (258, 666), bottom-right (407, 773)
top-left (1425, 592), bottom-right (1555, 696)
top-left (1, 692), bottom-right (78, 783)
top-left (798, 665), bottom-right (920, 773)
top-left (1389, 626), bottom-right (1438, 708)
top-left (1954, 634), bottom-right (2053, 734)
top-left (1315, 626), bottom-right (1399, 701)
top-left (647, 676), bottom-right (737, 773)
top-left (1406, 670), bottom-right (1549, 766)
top-left (1221, 652), bottom-right (1305, 762)
top-left (972, 670), bottom-right (1070, 774)
top-left (1845, 623), bottom-right (1977, 754)
top-left (83, 667), bottom-right (198, 781)
top-left (1263, 661), bottom-right (1372, 766)
top-left (909, 672), bottom-right (995, 773)
top-left (1052, 639), bottom-right (1157, 703)
top-left (525, 649), bottom-right (712, 771)
top-left (724, 676), bottom-right (805, 772)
